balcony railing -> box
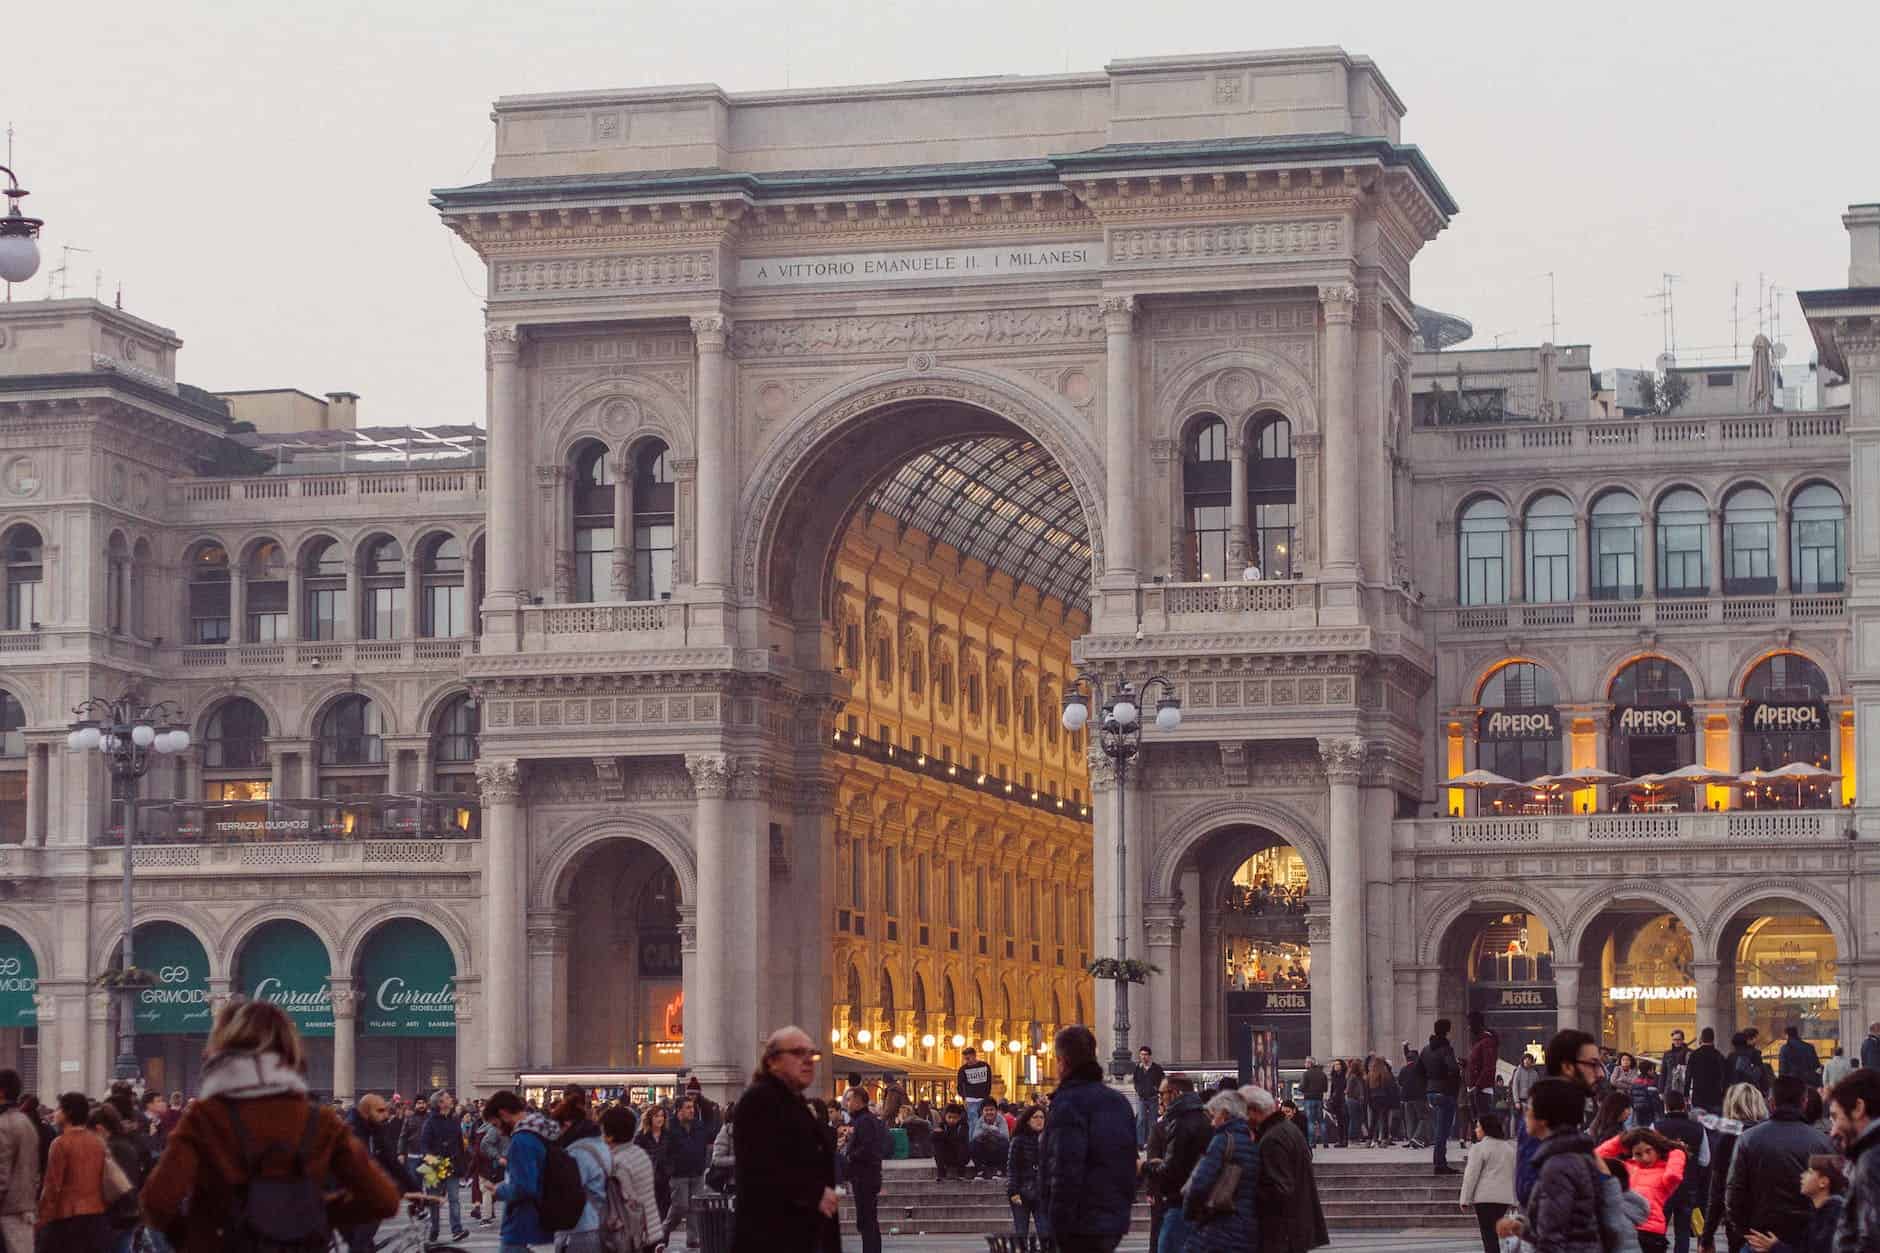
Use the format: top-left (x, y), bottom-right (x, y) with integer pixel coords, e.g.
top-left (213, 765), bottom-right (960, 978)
top-left (0, 631), bottom-right (40, 654)
top-left (1143, 578), bottom-right (1325, 626)
top-left (1439, 591), bottom-right (1843, 634)
top-left (172, 469), bottom-right (486, 516)
top-left (518, 600), bottom-right (696, 646)
top-left (111, 794), bottom-right (481, 846)
top-left (174, 637), bottom-right (478, 671)
top-left (1416, 410), bottom-right (1845, 459)
top-left (1406, 809), bottom-right (1849, 847)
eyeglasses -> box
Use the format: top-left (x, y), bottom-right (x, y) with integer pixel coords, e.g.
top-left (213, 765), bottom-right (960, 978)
top-left (773, 1047), bottom-right (823, 1061)
top-left (1574, 1055), bottom-right (1604, 1070)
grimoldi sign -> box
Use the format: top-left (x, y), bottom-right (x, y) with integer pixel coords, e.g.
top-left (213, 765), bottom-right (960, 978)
top-left (1612, 704), bottom-right (1694, 737)
top-left (1743, 701), bottom-right (1829, 733)
top-left (1477, 707), bottom-right (1560, 741)
top-left (738, 242), bottom-right (1105, 289)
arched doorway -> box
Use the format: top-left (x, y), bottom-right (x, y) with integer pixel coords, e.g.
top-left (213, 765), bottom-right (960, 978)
top-left (561, 839), bottom-right (686, 1068)
top-left (353, 918), bottom-right (457, 1097)
top-left (1579, 903), bottom-right (1700, 1060)
top-left (1433, 906), bottom-right (1557, 1064)
top-left (753, 394), bottom-right (1100, 1079)
top-left (0, 926), bottom-right (39, 1089)
top-left (110, 921), bottom-right (213, 1095)
top-left (1716, 901), bottom-right (1841, 1059)
top-left (1168, 823), bottom-right (1319, 1063)
top-left (235, 920), bottom-right (334, 1093)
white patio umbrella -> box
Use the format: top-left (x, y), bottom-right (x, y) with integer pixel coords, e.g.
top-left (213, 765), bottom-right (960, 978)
top-left (1550, 766), bottom-right (1627, 786)
top-left (1442, 768), bottom-right (1520, 816)
top-left (1767, 760), bottom-right (1839, 807)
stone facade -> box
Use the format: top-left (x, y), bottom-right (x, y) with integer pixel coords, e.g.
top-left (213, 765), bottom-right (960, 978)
top-left (0, 51), bottom-right (1872, 1098)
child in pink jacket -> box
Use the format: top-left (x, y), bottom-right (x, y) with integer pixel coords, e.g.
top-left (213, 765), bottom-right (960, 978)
top-left (1597, 1127), bottom-right (1687, 1246)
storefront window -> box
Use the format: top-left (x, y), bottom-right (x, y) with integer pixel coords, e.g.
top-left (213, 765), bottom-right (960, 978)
top-left (1736, 915), bottom-right (1838, 1055)
top-left (1477, 662), bottom-right (1563, 785)
top-left (1601, 914), bottom-right (1694, 1057)
top-left (1609, 657), bottom-right (1696, 794)
top-left (1466, 912), bottom-right (1556, 1062)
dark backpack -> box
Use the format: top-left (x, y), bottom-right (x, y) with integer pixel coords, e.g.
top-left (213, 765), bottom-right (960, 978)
top-left (534, 1133), bottom-right (589, 1235)
top-left (220, 1100), bottom-right (330, 1253)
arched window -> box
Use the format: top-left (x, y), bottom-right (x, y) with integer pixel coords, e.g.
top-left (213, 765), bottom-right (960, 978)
top-left (1523, 494), bottom-right (1575, 603)
top-left (1458, 498), bottom-right (1510, 605)
top-left (1655, 488), bottom-right (1709, 597)
top-left (1250, 415), bottom-right (1297, 577)
top-left (302, 538), bottom-right (346, 640)
top-left (187, 542), bottom-right (231, 643)
top-left (1791, 483), bottom-right (1846, 594)
top-left (317, 695), bottom-right (384, 766)
top-left (360, 537), bottom-right (405, 640)
top-left (933, 645), bottom-right (954, 709)
top-left (245, 541), bottom-right (287, 642)
top-left (2, 525), bottom-right (43, 631)
top-left (1183, 416), bottom-right (1230, 581)
top-left (632, 441), bottom-right (675, 601)
top-left (0, 689), bottom-right (24, 844)
top-left (1722, 485), bottom-right (1778, 595)
top-left (571, 442), bottom-right (614, 603)
top-left (1476, 662), bottom-right (1562, 782)
top-left (430, 694), bottom-right (481, 837)
top-left (1591, 490), bottom-right (1642, 599)
top-left (106, 533), bottom-right (130, 635)
top-left (1608, 657), bottom-right (1697, 787)
top-left (203, 698), bottom-right (269, 769)
top-left (419, 534), bottom-right (467, 638)
top-left (942, 975), bottom-right (957, 1018)
top-left (1742, 654), bottom-right (1833, 792)
top-left (880, 968), bottom-right (896, 1022)
top-left (906, 637), bottom-right (925, 697)
top-left (1041, 678), bottom-right (1058, 747)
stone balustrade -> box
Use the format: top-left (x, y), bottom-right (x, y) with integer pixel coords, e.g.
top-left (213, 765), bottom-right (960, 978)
top-left (1406, 808), bottom-right (1849, 847)
top-left (1437, 591), bottom-right (1844, 635)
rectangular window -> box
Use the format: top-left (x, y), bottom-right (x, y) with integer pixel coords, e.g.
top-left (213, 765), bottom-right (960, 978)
top-left (192, 615), bottom-right (231, 645)
top-left (975, 868), bottom-right (987, 931)
top-left (1593, 524), bottom-right (1641, 598)
top-left (1795, 518), bottom-right (1846, 592)
top-left (632, 521), bottom-right (674, 600)
top-left (1461, 527), bottom-right (1507, 606)
top-left (1725, 521), bottom-right (1776, 593)
top-left (574, 525), bottom-right (614, 602)
top-left (878, 723), bottom-right (892, 747)
top-left (305, 587), bottom-right (345, 640)
top-left (425, 584), bottom-right (468, 638)
top-left (365, 586), bottom-right (406, 640)
top-left (1002, 873), bottom-right (1015, 938)
top-left (910, 735), bottom-right (923, 758)
top-left (1027, 880), bottom-right (1039, 940)
top-left (246, 612), bottom-right (286, 642)
top-left (1657, 521), bottom-right (1709, 596)
top-left (4, 578), bottom-right (40, 631)
top-left (916, 854), bottom-right (929, 923)
top-left (1253, 502), bottom-right (1297, 577)
top-left (0, 772), bottom-right (24, 844)
top-left (1186, 502), bottom-right (1230, 581)
top-left (1526, 526), bottom-right (1572, 603)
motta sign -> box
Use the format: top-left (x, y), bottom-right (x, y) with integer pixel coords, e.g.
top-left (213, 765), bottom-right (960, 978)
top-left (1252, 989), bottom-right (1311, 1015)
top-left (737, 243), bottom-right (1105, 289)
top-left (1744, 701), bottom-right (1829, 732)
top-left (1613, 705), bottom-right (1694, 736)
top-left (1478, 708), bottom-right (1560, 741)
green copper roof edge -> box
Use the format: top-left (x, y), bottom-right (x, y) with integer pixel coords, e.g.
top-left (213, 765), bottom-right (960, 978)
top-left (431, 136), bottom-right (1456, 217)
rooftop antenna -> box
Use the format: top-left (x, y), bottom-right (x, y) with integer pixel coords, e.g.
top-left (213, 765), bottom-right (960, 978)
top-left (1732, 281), bottom-right (1741, 359)
top-left (46, 244), bottom-right (90, 301)
top-left (1545, 272), bottom-right (1558, 343)
top-left (1646, 273), bottom-right (1680, 362)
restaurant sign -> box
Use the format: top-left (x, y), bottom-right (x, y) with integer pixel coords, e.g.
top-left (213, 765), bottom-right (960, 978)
top-left (1607, 984), bottom-right (1695, 1002)
top-left (1743, 701), bottom-right (1829, 733)
top-left (1611, 705), bottom-right (1694, 737)
top-left (1477, 707), bottom-right (1560, 741)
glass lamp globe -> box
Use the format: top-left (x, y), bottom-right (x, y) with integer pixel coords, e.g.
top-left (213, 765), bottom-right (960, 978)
top-left (891, 1033), bottom-right (907, 1050)
top-left (950, 1033), bottom-right (966, 1049)
top-left (131, 724), bottom-right (156, 748)
top-left (855, 1029), bottom-right (872, 1046)
top-left (1112, 700), bottom-right (1139, 728)
top-left (1154, 698), bottom-right (1183, 732)
top-left (921, 1033), bottom-right (936, 1048)
top-left (1007, 1039), bottom-right (1023, 1054)
top-left (830, 1028), bottom-right (842, 1045)
top-left (0, 235), bottom-right (38, 285)
top-left (1061, 695), bottom-right (1088, 732)
top-left (980, 1039), bottom-right (997, 1054)
top-left (76, 726), bottom-right (102, 751)
top-left (167, 730), bottom-right (191, 752)
top-left (65, 730), bottom-right (83, 751)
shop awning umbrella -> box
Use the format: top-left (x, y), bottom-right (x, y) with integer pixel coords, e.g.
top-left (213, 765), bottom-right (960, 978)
top-left (1444, 769), bottom-right (1520, 790)
top-left (1661, 763), bottom-right (1740, 787)
top-left (1550, 766), bottom-right (1627, 786)
top-left (1767, 760), bottom-right (1840, 805)
top-left (1614, 773), bottom-right (1672, 792)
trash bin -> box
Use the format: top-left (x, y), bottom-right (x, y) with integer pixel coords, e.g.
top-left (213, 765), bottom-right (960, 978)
top-left (693, 1193), bottom-right (736, 1253)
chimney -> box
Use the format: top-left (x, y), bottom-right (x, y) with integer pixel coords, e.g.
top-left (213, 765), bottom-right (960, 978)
top-left (1848, 204), bottom-right (1880, 288)
top-left (324, 391), bottom-right (359, 429)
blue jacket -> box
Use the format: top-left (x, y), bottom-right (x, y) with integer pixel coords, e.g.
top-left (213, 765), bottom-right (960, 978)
top-left (495, 1118), bottom-right (555, 1246)
top-left (1039, 1063), bottom-right (1137, 1238)
top-left (1862, 1033), bottom-right (1880, 1073)
top-left (1181, 1118), bottom-right (1260, 1252)
top-left (419, 1109), bottom-right (468, 1173)
top-left (667, 1115), bottom-right (714, 1178)
top-left (839, 1109), bottom-right (887, 1191)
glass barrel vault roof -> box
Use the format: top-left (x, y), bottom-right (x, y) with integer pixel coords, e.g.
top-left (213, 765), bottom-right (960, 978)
top-left (861, 435), bottom-right (1091, 615)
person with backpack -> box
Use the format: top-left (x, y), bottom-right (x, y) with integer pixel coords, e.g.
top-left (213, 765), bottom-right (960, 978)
top-left (555, 1096), bottom-right (612, 1251)
top-left (88, 1104), bottom-right (146, 1253)
top-left (1732, 1033), bottom-right (1774, 1097)
top-left (599, 1106), bottom-right (662, 1253)
top-left (487, 1088), bottom-right (590, 1252)
top-left (480, 1112), bottom-right (512, 1228)
top-left (1399, 1044), bottom-right (1431, 1150)
top-left (139, 999), bottom-right (401, 1253)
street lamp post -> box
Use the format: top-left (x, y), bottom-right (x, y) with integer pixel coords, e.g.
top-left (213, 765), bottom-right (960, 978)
top-left (1062, 672), bottom-right (1182, 1079)
top-left (68, 694), bottom-right (190, 1084)
top-left (0, 165), bottom-right (46, 291)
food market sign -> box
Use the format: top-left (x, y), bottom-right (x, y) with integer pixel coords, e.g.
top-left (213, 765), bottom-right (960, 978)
top-left (1741, 984), bottom-right (1837, 1000)
top-left (359, 919), bottom-right (456, 1037)
top-left (739, 243), bottom-right (1103, 289)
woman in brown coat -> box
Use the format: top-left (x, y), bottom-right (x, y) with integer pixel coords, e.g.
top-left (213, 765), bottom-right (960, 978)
top-left (140, 1000), bottom-right (401, 1252)
top-left (37, 1091), bottom-right (110, 1252)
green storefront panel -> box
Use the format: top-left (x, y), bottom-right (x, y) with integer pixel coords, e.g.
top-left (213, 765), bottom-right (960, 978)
top-left (0, 929), bottom-right (37, 1029)
top-left (132, 922), bottom-right (212, 1035)
top-left (238, 921), bottom-right (334, 1038)
top-left (359, 919), bottom-right (456, 1037)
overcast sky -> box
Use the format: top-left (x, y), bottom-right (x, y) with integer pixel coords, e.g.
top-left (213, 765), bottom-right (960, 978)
top-left (6, 0), bottom-right (1873, 425)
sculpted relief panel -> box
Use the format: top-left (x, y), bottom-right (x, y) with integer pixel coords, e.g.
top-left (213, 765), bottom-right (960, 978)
top-left (492, 251), bottom-right (718, 298)
top-left (729, 307), bottom-right (1105, 359)
top-left (1109, 218), bottom-right (1343, 265)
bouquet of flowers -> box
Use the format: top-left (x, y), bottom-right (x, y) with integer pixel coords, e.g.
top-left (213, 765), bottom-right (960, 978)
top-left (416, 1154), bottom-right (453, 1189)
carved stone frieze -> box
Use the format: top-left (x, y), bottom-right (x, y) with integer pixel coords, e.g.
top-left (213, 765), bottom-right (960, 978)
top-left (1109, 218), bottom-right (1343, 266)
top-left (729, 307), bottom-right (1104, 358)
top-left (491, 251), bottom-right (717, 299)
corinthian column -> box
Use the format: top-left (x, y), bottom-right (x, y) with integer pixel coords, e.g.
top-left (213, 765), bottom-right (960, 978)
top-left (477, 758), bottom-right (524, 1076)
top-left (686, 753), bottom-right (737, 1096)
top-left (1101, 295), bottom-right (1139, 584)
top-left (1318, 285), bottom-right (1359, 577)
top-left (484, 326), bottom-right (526, 648)
top-left (1319, 735), bottom-right (1368, 1055)
top-left (690, 316), bottom-right (732, 593)
top-left (328, 977), bottom-right (357, 1101)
